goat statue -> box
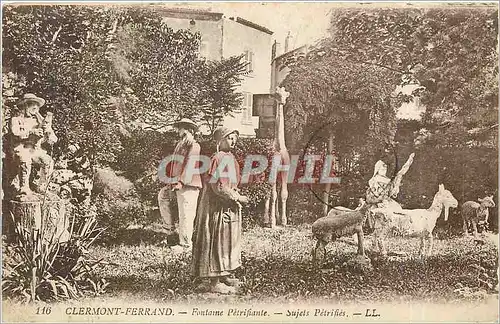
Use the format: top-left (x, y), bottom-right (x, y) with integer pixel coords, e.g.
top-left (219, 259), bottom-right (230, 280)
top-left (371, 184), bottom-right (458, 257)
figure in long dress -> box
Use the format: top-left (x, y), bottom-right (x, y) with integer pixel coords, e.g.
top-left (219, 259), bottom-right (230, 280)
top-left (191, 127), bottom-right (249, 294)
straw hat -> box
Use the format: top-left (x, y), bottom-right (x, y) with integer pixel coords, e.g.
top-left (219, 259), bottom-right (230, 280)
top-left (17, 93), bottom-right (45, 108)
top-left (172, 118), bottom-right (198, 131)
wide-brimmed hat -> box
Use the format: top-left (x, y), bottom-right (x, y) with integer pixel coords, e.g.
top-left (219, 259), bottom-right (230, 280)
top-left (172, 118), bottom-right (198, 131)
top-left (213, 127), bottom-right (239, 142)
top-left (17, 93), bottom-right (46, 108)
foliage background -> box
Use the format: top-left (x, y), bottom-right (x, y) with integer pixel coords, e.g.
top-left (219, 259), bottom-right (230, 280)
top-left (279, 6), bottom-right (498, 229)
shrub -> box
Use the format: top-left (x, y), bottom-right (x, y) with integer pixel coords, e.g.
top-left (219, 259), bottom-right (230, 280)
top-left (93, 195), bottom-right (147, 242)
top-left (2, 206), bottom-right (107, 302)
top-left (115, 129), bottom-right (176, 206)
top-left (396, 145), bottom-right (498, 234)
top-left (93, 167), bottom-right (137, 199)
top-left (92, 167), bottom-right (157, 242)
top-left (134, 172), bottom-right (165, 206)
top-left (115, 129), bottom-right (177, 183)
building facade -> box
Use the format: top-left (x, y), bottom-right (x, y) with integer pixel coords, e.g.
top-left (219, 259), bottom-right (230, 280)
top-left (157, 7), bottom-right (273, 137)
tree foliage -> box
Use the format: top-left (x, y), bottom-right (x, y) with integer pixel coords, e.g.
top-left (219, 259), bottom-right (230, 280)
top-left (2, 5), bottom-right (247, 164)
top-left (327, 6), bottom-right (498, 147)
top-left (2, 5), bottom-right (124, 163)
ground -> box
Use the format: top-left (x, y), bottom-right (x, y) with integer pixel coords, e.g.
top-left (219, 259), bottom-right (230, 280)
top-left (2, 224), bottom-right (499, 322)
top-left (94, 225), bottom-right (498, 303)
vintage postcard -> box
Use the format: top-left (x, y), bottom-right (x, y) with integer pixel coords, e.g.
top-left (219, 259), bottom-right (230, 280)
top-left (1, 1), bottom-right (499, 323)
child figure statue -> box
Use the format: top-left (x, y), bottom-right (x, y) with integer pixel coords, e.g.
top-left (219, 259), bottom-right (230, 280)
top-left (8, 94), bottom-right (57, 199)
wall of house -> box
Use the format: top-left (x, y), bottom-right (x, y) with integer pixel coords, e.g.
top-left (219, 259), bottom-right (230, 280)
top-left (160, 12), bottom-right (273, 138)
top-left (161, 16), bottom-right (223, 61)
top-left (221, 18), bottom-right (273, 137)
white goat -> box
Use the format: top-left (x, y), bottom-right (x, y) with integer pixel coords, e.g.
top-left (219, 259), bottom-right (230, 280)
top-left (371, 184), bottom-right (458, 257)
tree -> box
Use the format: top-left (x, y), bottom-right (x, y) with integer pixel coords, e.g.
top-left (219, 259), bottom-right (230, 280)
top-left (282, 54), bottom-right (402, 212)
top-left (111, 8), bottom-right (246, 134)
top-left (327, 6), bottom-right (498, 147)
top-left (3, 5), bottom-right (126, 164)
top-left (197, 56), bottom-right (247, 135)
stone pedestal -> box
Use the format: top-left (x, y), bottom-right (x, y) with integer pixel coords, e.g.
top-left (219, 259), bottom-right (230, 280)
top-left (9, 199), bottom-right (71, 244)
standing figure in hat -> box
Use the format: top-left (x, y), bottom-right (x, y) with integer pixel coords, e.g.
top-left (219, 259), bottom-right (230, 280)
top-left (8, 93), bottom-right (57, 197)
top-left (191, 127), bottom-right (248, 294)
top-left (160, 118), bottom-right (203, 251)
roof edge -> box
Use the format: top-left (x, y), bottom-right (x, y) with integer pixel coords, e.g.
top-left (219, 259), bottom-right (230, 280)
top-left (156, 7), bottom-right (223, 20)
top-left (229, 16), bottom-right (273, 35)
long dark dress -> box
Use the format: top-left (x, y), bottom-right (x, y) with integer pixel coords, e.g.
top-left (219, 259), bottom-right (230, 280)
top-left (191, 151), bottom-right (242, 278)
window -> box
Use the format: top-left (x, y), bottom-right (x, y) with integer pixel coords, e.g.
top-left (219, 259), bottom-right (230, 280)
top-left (243, 50), bottom-right (254, 74)
top-left (241, 92), bottom-right (253, 124)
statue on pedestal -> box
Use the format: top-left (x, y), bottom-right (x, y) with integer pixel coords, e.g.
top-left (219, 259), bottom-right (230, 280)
top-left (6, 93), bottom-right (57, 200)
top-left (3, 94), bottom-right (77, 244)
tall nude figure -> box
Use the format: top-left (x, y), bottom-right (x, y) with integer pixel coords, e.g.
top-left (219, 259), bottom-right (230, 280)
top-left (264, 87), bottom-right (290, 227)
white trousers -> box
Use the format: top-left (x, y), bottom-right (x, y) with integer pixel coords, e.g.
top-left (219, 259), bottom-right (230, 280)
top-left (176, 187), bottom-right (200, 247)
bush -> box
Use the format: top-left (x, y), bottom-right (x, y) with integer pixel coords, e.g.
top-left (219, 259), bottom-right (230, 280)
top-left (92, 167), bottom-right (157, 242)
top-left (114, 129), bottom-right (176, 206)
top-left (287, 185), bottom-right (325, 224)
top-left (233, 137), bottom-right (274, 226)
top-left (115, 129), bottom-right (177, 183)
top-left (394, 120), bottom-right (498, 234)
top-left (396, 145), bottom-right (498, 234)
top-left (2, 207), bottom-right (107, 302)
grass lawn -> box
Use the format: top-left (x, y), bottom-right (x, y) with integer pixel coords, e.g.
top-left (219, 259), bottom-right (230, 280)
top-left (2, 224), bottom-right (498, 323)
top-left (86, 224), bottom-right (498, 304)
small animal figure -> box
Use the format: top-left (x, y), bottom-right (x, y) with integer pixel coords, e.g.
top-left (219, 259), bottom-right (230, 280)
top-left (461, 196), bottom-right (496, 238)
top-left (311, 200), bottom-right (370, 266)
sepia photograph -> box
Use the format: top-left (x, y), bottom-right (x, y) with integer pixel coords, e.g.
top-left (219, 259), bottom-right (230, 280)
top-left (1, 1), bottom-right (499, 323)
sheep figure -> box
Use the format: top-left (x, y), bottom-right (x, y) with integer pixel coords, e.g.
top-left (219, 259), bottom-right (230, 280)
top-left (462, 195), bottom-right (496, 238)
top-left (312, 200), bottom-right (370, 266)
